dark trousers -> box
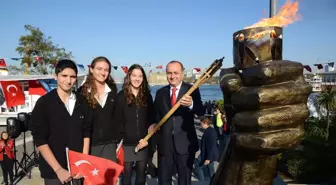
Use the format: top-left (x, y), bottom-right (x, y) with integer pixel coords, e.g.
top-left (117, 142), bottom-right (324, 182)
top-left (0, 155), bottom-right (14, 184)
top-left (44, 178), bottom-right (83, 185)
top-left (122, 160), bottom-right (147, 185)
top-left (146, 137), bottom-right (158, 177)
top-left (158, 139), bottom-right (195, 185)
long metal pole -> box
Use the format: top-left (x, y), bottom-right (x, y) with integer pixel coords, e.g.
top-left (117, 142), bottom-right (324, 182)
top-left (270, 0), bottom-right (277, 17)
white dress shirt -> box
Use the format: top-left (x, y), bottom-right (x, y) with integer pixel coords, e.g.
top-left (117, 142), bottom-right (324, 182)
top-left (96, 83), bottom-right (111, 108)
top-left (170, 82), bottom-right (193, 109)
top-left (65, 92), bottom-right (76, 115)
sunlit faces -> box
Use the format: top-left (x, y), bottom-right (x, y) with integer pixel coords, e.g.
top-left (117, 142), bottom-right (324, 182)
top-left (90, 61), bottom-right (110, 83)
top-left (166, 62), bottom-right (184, 87)
top-left (55, 68), bottom-right (77, 92)
top-left (1, 132), bottom-right (8, 140)
top-left (130, 68), bottom-right (144, 89)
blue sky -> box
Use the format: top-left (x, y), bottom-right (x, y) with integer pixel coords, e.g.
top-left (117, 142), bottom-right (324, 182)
top-left (1, 0), bottom-right (336, 81)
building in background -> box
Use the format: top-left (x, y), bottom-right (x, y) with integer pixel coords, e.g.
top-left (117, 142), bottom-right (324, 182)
top-left (185, 69), bottom-right (193, 78)
top-left (305, 71), bottom-right (336, 92)
top-left (148, 71), bottom-right (167, 85)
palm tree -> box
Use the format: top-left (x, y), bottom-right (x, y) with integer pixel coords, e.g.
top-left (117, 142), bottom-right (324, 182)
top-left (315, 86), bottom-right (336, 139)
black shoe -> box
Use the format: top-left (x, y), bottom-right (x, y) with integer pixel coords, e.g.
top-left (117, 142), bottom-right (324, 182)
top-left (146, 167), bottom-right (158, 178)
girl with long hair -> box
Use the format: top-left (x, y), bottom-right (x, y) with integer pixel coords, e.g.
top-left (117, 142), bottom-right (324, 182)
top-left (114, 64), bottom-right (154, 185)
top-left (78, 56), bottom-right (119, 162)
top-left (0, 131), bottom-right (14, 185)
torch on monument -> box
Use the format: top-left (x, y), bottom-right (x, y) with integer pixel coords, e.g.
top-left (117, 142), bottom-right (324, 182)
top-left (211, 1), bottom-right (311, 185)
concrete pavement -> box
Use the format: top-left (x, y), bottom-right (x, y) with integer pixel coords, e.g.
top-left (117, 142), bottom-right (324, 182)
top-left (0, 125), bottom-right (316, 185)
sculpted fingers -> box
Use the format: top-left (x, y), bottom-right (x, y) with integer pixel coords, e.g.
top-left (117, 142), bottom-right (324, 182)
top-left (240, 60), bottom-right (305, 86)
top-left (220, 68), bottom-right (242, 95)
top-left (231, 81), bottom-right (312, 111)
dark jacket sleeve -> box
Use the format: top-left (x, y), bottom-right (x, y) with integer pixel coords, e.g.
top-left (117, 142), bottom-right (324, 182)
top-left (153, 89), bottom-right (161, 123)
top-left (30, 97), bottom-right (49, 147)
top-left (113, 93), bottom-right (124, 140)
top-left (147, 93), bottom-right (155, 127)
top-left (191, 87), bottom-right (205, 116)
top-left (83, 101), bottom-right (93, 138)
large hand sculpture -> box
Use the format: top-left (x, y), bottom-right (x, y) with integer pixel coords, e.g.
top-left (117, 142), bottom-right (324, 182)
top-left (211, 26), bottom-right (312, 185)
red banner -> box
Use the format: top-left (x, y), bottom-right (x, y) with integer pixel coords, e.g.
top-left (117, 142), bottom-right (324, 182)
top-left (28, 80), bottom-right (47, 96)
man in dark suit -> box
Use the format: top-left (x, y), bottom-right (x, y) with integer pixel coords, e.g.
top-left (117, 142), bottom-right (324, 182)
top-left (149, 60), bottom-right (205, 185)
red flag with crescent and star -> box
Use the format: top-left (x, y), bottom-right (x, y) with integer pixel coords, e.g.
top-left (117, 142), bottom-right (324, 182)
top-left (0, 81), bottom-right (25, 108)
top-left (68, 149), bottom-right (123, 185)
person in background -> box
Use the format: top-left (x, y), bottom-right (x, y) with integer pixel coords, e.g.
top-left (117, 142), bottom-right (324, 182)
top-left (207, 100), bottom-right (213, 115)
top-left (210, 100), bottom-right (216, 115)
top-left (114, 64), bottom-right (153, 185)
top-left (204, 101), bottom-right (209, 115)
top-left (0, 131), bottom-right (14, 185)
top-left (78, 56), bottom-right (119, 162)
top-left (213, 105), bottom-right (224, 139)
top-left (195, 117), bottom-right (218, 181)
top-left (30, 59), bottom-right (93, 185)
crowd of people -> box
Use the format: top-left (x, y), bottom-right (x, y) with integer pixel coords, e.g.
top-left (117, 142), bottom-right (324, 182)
top-left (0, 56), bottom-right (228, 185)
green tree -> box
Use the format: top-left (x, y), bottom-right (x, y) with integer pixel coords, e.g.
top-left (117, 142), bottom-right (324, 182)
top-left (216, 99), bottom-right (224, 113)
top-left (16, 25), bottom-right (73, 75)
top-left (315, 86), bottom-right (336, 139)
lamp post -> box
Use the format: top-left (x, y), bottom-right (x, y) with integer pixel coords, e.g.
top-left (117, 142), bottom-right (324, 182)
top-left (270, 0), bottom-right (277, 17)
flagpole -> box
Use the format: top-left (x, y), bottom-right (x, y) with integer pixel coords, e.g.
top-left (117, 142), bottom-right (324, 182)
top-left (65, 147), bottom-right (73, 185)
top-left (116, 139), bottom-right (123, 152)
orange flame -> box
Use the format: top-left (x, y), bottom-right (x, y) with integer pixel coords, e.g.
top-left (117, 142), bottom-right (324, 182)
top-left (245, 0), bottom-right (301, 29)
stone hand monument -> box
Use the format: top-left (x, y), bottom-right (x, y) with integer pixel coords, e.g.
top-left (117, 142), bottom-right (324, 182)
top-left (211, 26), bottom-right (312, 185)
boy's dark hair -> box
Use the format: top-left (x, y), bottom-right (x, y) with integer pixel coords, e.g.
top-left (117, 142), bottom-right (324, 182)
top-left (55, 59), bottom-right (78, 75)
top-left (200, 116), bottom-right (211, 125)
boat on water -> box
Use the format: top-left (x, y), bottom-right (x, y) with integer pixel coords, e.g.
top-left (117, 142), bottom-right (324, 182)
top-left (0, 74), bottom-right (86, 126)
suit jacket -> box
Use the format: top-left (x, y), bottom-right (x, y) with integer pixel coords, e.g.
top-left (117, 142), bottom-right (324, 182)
top-left (0, 139), bottom-right (15, 160)
top-left (154, 82), bottom-right (205, 155)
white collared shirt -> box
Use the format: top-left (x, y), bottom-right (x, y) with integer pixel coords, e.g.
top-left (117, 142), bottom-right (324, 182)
top-left (65, 92), bottom-right (76, 116)
top-left (170, 82), bottom-right (193, 109)
top-left (170, 82), bottom-right (182, 98)
top-left (87, 83), bottom-right (112, 108)
top-left (96, 83), bottom-right (111, 108)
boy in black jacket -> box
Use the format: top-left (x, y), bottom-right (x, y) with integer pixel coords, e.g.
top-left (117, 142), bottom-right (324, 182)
top-left (30, 59), bottom-right (93, 185)
top-left (195, 117), bottom-right (218, 181)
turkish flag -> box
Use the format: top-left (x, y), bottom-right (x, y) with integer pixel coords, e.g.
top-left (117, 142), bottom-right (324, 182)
top-left (156, 65), bottom-right (163, 69)
top-left (303, 65), bottom-right (312, 72)
top-left (116, 140), bottom-right (124, 172)
top-left (121, 66), bottom-right (128, 74)
top-left (28, 80), bottom-right (47, 96)
top-left (0, 59), bottom-right (6, 68)
top-left (193, 68), bottom-right (201, 72)
top-left (0, 81), bottom-right (25, 108)
top-left (68, 149), bottom-right (123, 185)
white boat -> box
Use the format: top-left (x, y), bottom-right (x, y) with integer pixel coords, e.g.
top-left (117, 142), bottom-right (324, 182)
top-left (0, 74), bottom-right (86, 126)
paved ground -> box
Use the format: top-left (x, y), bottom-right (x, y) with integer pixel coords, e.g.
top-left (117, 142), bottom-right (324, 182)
top-left (0, 124), bottom-right (315, 185)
